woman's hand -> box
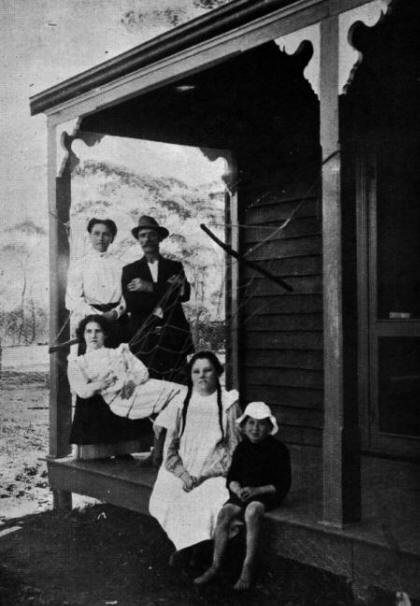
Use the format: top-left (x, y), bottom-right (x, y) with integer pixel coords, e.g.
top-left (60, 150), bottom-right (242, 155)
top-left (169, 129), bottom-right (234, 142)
top-left (181, 472), bottom-right (198, 492)
top-left (167, 274), bottom-right (184, 287)
top-left (167, 274), bottom-right (185, 296)
top-left (120, 380), bottom-right (136, 399)
top-left (100, 370), bottom-right (118, 390)
top-left (91, 371), bottom-right (117, 393)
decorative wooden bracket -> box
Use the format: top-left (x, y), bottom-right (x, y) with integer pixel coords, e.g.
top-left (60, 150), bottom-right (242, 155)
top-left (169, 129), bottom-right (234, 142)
top-left (57, 119), bottom-right (105, 177)
top-left (274, 0), bottom-right (394, 98)
top-left (275, 25), bottom-right (320, 97)
top-left (340, 0), bottom-right (394, 94)
top-left (56, 118), bottom-right (81, 177)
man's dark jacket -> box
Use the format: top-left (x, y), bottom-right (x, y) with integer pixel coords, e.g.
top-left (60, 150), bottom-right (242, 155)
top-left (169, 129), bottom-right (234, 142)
top-left (122, 256), bottom-right (194, 380)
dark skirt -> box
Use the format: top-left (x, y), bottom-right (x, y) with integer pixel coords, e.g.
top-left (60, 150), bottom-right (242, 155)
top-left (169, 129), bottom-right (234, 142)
top-left (69, 393), bottom-right (153, 445)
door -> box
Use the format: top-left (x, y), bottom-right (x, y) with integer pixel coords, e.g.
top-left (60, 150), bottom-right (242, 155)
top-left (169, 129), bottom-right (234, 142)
top-left (358, 139), bottom-right (420, 457)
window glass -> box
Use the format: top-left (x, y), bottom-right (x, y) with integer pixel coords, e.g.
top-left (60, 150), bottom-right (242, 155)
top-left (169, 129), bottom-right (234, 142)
top-left (377, 141), bottom-right (420, 319)
top-left (378, 337), bottom-right (420, 436)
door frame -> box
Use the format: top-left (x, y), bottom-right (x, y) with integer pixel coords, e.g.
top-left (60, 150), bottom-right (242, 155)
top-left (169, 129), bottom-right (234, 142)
top-left (356, 148), bottom-right (420, 457)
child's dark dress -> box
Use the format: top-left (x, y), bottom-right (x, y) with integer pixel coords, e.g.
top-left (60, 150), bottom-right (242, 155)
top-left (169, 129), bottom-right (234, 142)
top-left (226, 436), bottom-right (291, 510)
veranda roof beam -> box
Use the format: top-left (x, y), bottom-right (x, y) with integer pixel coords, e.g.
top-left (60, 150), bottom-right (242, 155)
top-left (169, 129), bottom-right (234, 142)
top-left (30, 0), bottom-right (375, 124)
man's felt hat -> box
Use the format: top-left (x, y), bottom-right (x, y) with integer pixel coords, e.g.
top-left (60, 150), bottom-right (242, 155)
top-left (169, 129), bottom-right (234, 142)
top-left (131, 215), bottom-right (169, 240)
top-left (236, 401), bottom-right (279, 435)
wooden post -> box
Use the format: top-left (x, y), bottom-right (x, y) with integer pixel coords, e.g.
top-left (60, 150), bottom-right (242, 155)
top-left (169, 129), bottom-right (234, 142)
top-left (320, 15), bottom-right (361, 527)
top-left (224, 152), bottom-right (239, 391)
top-left (47, 121), bottom-right (72, 510)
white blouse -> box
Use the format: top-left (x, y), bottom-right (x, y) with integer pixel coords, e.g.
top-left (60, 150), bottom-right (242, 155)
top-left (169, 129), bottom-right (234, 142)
top-left (67, 344), bottom-right (183, 419)
top-left (66, 249), bottom-right (126, 324)
top-left (68, 344), bottom-right (148, 399)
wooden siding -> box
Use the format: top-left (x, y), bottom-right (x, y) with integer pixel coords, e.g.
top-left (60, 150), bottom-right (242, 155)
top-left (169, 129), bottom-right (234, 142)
top-left (238, 181), bottom-right (323, 447)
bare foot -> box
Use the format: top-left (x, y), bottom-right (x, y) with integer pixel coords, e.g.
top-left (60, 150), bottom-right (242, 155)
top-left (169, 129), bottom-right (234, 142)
top-left (193, 566), bottom-right (219, 586)
top-left (233, 567), bottom-right (253, 591)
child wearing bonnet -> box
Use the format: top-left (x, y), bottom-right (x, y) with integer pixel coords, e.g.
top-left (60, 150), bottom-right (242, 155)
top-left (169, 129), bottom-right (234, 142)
top-left (194, 401), bottom-right (291, 591)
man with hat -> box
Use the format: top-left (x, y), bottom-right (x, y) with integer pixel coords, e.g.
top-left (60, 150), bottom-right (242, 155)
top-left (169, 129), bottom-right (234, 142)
top-left (122, 215), bottom-right (194, 384)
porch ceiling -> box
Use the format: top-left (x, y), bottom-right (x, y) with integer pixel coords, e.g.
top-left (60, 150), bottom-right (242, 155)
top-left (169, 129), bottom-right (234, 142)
top-left (80, 41), bottom-right (317, 153)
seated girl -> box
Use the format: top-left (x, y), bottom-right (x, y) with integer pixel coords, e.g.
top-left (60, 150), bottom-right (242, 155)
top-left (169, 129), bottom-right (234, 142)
top-left (194, 401), bottom-right (291, 591)
top-left (68, 314), bottom-right (184, 458)
top-left (149, 351), bottom-right (241, 562)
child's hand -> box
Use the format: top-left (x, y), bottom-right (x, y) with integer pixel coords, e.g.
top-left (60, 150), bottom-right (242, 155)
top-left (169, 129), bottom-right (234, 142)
top-left (239, 486), bottom-right (259, 501)
top-left (229, 482), bottom-right (242, 498)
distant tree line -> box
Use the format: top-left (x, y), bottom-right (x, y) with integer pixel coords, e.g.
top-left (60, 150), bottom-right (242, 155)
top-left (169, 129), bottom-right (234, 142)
top-left (0, 303), bottom-right (48, 346)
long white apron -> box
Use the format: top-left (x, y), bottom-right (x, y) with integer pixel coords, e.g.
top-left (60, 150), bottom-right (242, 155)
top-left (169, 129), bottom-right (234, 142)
top-left (149, 391), bottom-right (230, 551)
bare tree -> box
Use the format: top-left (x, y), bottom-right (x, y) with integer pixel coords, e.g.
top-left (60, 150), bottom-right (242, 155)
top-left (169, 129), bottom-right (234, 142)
top-left (1, 221), bottom-right (47, 345)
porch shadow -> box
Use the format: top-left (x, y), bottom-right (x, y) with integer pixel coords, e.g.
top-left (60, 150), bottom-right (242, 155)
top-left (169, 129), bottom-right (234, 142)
top-left (46, 447), bottom-right (420, 600)
top-left (0, 502), bottom-right (367, 606)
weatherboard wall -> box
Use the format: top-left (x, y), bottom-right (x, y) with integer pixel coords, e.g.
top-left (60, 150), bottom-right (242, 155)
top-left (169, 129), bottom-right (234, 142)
top-left (238, 166), bottom-right (323, 448)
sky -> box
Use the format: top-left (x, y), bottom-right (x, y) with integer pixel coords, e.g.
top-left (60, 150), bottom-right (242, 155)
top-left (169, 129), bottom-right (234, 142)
top-left (0, 0), bottom-right (221, 229)
top-left (0, 0), bottom-right (389, 233)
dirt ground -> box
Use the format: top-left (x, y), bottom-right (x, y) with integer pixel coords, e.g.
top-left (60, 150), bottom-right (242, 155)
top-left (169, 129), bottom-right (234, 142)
top-left (0, 370), bottom-right (400, 606)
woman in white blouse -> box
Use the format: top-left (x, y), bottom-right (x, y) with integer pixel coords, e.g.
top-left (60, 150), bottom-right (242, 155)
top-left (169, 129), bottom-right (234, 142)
top-left (66, 218), bottom-right (126, 335)
top-left (68, 314), bottom-right (183, 454)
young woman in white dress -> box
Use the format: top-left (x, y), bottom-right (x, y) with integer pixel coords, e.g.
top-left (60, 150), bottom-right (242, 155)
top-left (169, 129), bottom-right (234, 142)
top-left (66, 218), bottom-right (126, 331)
top-left (149, 351), bottom-right (241, 560)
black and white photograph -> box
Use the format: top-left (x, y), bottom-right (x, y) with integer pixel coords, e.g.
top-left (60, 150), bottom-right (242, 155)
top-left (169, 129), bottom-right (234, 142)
top-left (0, 1), bottom-right (419, 604)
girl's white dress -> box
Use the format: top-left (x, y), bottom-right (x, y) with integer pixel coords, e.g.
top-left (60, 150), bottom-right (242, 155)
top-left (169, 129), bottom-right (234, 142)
top-left (149, 388), bottom-right (240, 551)
top-left (67, 343), bottom-right (182, 419)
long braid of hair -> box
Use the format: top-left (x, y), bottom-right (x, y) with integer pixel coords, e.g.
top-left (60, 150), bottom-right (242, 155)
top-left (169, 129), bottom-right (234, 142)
top-left (180, 383), bottom-right (193, 439)
top-left (216, 382), bottom-right (225, 443)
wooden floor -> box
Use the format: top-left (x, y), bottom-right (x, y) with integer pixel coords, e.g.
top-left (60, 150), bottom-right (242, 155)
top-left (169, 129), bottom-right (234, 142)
top-left (47, 446), bottom-right (420, 598)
